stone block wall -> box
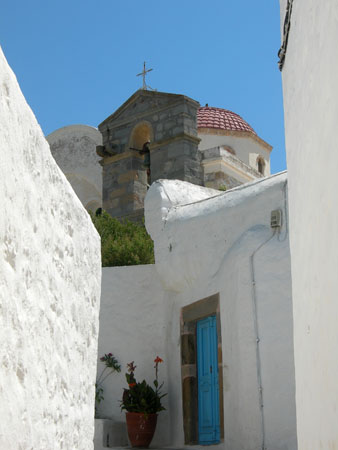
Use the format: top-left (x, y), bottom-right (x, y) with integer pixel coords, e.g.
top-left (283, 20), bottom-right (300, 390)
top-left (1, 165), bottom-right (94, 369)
top-left (0, 47), bottom-right (101, 450)
top-left (151, 137), bottom-right (202, 186)
top-left (102, 153), bottom-right (147, 219)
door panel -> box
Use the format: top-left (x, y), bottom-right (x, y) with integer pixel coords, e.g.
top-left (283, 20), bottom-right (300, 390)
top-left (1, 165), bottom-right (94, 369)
top-left (197, 315), bottom-right (220, 444)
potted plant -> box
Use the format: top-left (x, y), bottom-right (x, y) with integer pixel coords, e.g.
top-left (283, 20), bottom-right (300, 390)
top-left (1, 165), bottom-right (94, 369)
top-left (121, 357), bottom-right (166, 448)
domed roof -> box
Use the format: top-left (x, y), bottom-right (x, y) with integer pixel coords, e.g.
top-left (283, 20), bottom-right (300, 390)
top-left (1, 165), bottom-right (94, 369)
top-left (197, 106), bottom-right (256, 135)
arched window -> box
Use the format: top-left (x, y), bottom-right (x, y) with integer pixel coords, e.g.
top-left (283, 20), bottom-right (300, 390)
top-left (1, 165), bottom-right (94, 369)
top-left (86, 200), bottom-right (101, 213)
top-left (129, 121), bottom-right (153, 150)
top-left (222, 145), bottom-right (235, 155)
top-left (257, 156), bottom-right (265, 175)
top-left (129, 121), bottom-right (154, 186)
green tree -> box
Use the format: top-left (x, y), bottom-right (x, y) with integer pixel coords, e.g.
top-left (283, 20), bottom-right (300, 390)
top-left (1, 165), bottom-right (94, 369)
top-left (90, 210), bottom-right (154, 267)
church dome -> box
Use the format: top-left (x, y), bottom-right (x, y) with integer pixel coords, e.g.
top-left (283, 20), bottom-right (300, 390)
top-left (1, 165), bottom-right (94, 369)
top-left (197, 106), bottom-right (256, 135)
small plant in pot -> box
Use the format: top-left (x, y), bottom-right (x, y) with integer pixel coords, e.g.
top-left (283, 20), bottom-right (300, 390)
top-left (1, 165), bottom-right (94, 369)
top-left (121, 357), bottom-right (166, 448)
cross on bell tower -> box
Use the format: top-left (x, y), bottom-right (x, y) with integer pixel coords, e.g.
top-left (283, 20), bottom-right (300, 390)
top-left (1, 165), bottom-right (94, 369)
top-left (137, 61), bottom-right (154, 90)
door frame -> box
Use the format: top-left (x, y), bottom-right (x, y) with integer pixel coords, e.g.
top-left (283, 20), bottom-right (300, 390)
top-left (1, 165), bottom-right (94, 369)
top-left (180, 294), bottom-right (224, 445)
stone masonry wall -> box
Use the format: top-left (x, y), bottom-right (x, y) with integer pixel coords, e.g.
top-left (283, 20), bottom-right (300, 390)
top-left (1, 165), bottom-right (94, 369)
top-left (0, 47), bottom-right (101, 450)
top-left (151, 138), bottom-right (202, 186)
top-left (102, 154), bottom-right (147, 219)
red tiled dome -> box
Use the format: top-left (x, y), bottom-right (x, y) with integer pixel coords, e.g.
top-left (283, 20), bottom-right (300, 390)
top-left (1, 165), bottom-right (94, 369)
top-left (197, 106), bottom-right (256, 135)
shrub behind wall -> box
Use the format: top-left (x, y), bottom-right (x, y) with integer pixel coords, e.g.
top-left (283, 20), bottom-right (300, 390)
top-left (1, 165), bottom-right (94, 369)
top-left (90, 210), bottom-right (155, 266)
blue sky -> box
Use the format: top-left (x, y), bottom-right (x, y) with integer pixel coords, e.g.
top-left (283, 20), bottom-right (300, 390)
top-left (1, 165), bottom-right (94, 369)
top-left (1, 1), bottom-right (286, 173)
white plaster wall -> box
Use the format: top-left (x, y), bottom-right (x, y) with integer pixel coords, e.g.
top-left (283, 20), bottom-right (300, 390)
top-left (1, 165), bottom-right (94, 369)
top-left (144, 175), bottom-right (297, 450)
top-left (96, 174), bottom-right (296, 449)
top-left (280, 1), bottom-right (338, 448)
top-left (198, 132), bottom-right (271, 175)
top-left (0, 47), bottom-right (101, 450)
top-left (47, 125), bottom-right (102, 211)
top-left (202, 159), bottom-right (254, 186)
top-left (201, 147), bottom-right (265, 189)
top-left (96, 266), bottom-right (169, 447)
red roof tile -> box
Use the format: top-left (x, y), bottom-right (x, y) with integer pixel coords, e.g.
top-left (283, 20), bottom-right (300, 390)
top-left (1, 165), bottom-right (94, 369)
top-left (197, 106), bottom-right (256, 135)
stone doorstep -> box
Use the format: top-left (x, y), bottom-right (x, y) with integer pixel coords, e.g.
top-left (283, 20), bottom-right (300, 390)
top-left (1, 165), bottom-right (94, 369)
top-left (108, 446), bottom-right (223, 450)
top-left (94, 420), bottom-right (223, 450)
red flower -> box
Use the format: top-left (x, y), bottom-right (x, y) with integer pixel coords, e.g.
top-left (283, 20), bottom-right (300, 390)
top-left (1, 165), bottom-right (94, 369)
top-left (128, 382), bottom-right (136, 388)
top-left (154, 356), bottom-right (163, 364)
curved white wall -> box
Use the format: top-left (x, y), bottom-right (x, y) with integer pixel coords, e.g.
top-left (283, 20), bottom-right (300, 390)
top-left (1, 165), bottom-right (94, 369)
top-left (47, 125), bottom-right (102, 211)
top-left (145, 176), bottom-right (296, 449)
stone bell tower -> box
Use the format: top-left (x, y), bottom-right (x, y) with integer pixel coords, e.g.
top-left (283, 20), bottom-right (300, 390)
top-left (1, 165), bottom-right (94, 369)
top-left (97, 89), bottom-right (202, 221)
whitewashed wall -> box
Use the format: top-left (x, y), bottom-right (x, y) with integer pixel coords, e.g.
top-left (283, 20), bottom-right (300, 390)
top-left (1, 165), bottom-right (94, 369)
top-left (47, 125), bottom-right (102, 212)
top-left (96, 265), bottom-right (169, 447)
top-left (198, 132), bottom-right (271, 175)
top-left (0, 47), bottom-right (101, 450)
top-left (145, 176), bottom-right (296, 450)
top-left (97, 174), bottom-right (296, 450)
top-left (280, 1), bottom-right (338, 448)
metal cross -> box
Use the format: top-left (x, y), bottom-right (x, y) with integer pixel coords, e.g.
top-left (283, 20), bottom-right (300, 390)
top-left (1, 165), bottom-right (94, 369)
top-left (137, 61), bottom-right (153, 90)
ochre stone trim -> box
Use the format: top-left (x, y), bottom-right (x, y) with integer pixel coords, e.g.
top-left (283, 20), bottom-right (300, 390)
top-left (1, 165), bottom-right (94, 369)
top-left (198, 127), bottom-right (273, 152)
top-left (117, 170), bottom-right (140, 184)
top-left (108, 187), bottom-right (127, 199)
top-left (99, 151), bottom-right (144, 166)
top-left (151, 133), bottom-right (200, 150)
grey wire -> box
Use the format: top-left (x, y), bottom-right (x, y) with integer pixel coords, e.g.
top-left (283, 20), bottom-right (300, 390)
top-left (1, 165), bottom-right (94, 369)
top-left (250, 229), bottom-right (276, 450)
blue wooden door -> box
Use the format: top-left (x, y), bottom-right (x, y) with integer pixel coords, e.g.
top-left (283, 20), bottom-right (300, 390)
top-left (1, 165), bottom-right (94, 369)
top-left (197, 315), bottom-right (220, 444)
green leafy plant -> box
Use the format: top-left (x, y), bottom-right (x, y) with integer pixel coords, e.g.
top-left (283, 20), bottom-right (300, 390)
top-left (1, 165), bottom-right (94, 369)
top-left (90, 210), bottom-right (154, 267)
top-left (121, 357), bottom-right (166, 414)
top-left (95, 353), bottom-right (121, 417)
top-left (218, 184), bottom-right (227, 191)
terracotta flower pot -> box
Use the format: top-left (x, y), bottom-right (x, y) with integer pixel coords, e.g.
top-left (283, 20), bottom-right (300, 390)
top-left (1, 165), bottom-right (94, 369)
top-left (125, 412), bottom-right (157, 448)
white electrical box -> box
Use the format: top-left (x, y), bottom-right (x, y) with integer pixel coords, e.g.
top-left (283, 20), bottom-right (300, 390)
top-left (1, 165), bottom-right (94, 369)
top-left (271, 209), bottom-right (282, 228)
